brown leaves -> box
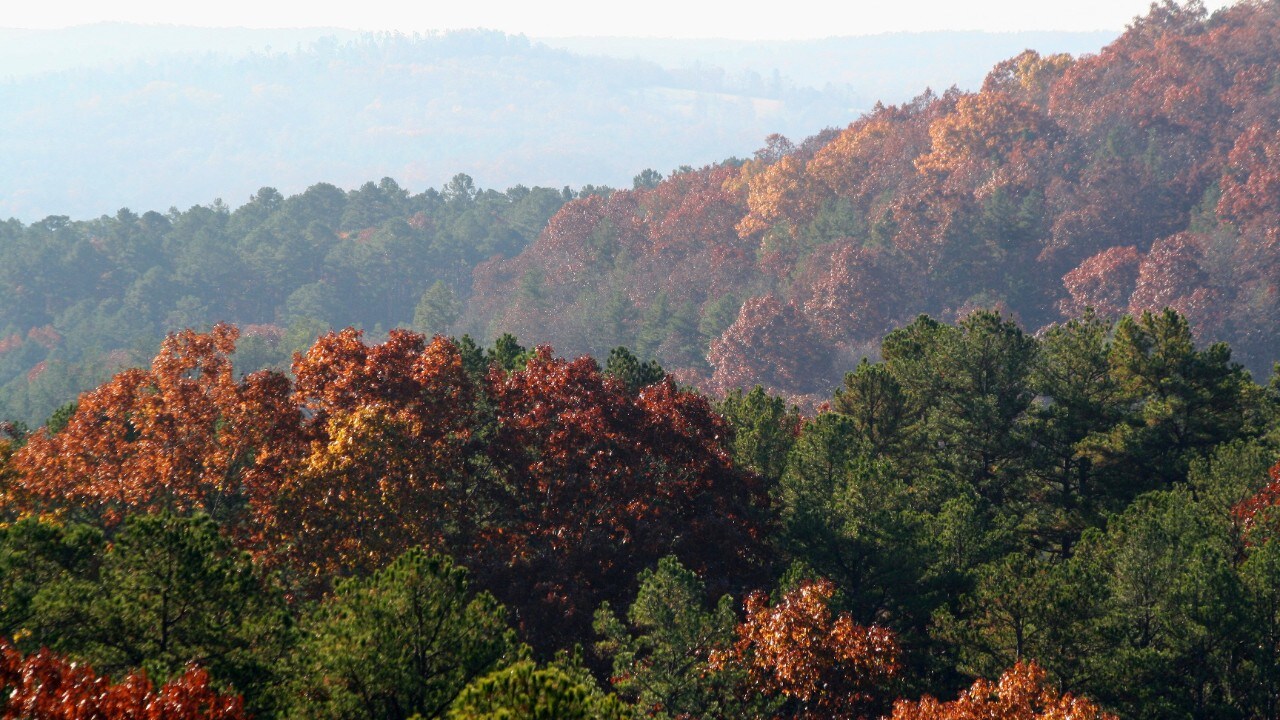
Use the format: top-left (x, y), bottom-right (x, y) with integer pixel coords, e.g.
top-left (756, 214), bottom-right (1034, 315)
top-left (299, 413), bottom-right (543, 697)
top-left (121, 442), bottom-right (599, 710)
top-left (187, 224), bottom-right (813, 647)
top-left (1060, 246), bottom-right (1143, 318)
top-left (717, 578), bottom-right (901, 719)
top-left (889, 661), bottom-right (1116, 720)
top-left (0, 640), bottom-right (247, 720)
top-left (13, 324), bottom-right (289, 527)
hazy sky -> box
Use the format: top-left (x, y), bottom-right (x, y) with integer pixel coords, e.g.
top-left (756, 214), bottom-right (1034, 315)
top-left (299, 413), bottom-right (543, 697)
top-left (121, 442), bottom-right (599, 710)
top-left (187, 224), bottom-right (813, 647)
top-left (9, 0), bottom-right (1238, 38)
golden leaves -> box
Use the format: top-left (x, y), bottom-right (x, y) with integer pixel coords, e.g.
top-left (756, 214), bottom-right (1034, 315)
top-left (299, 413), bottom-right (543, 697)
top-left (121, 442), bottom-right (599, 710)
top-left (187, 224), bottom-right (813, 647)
top-left (890, 661), bottom-right (1117, 720)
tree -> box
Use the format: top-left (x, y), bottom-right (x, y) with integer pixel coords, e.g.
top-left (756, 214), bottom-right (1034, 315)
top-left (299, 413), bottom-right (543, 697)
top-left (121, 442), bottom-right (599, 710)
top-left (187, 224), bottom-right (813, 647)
top-left (413, 280), bottom-right (462, 335)
top-left (448, 661), bottom-right (632, 720)
top-left (1067, 487), bottom-right (1242, 718)
top-left (603, 346), bottom-right (665, 393)
top-left (632, 168), bottom-right (663, 190)
top-left (0, 640), bottom-right (248, 720)
top-left (707, 295), bottom-right (837, 400)
top-left (30, 513), bottom-right (292, 717)
top-left (831, 359), bottom-right (913, 460)
top-left (12, 324), bottom-right (300, 534)
top-left (0, 518), bottom-right (103, 643)
top-left (474, 349), bottom-right (770, 651)
top-left (1026, 311), bottom-right (1127, 555)
top-left (1085, 309), bottom-right (1254, 497)
top-left (1059, 246), bottom-right (1143, 319)
top-left (716, 579), bottom-right (901, 719)
top-left (883, 311), bottom-right (1038, 507)
top-left (889, 661), bottom-right (1116, 720)
top-left (594, 557), bottom-right (741, 719)
top-left (1128, 232), bottom-right (1219, 334)
top-left (716, 386), bottom-right (801, 485)
top-left (288, 549), bottom-right (517, 720)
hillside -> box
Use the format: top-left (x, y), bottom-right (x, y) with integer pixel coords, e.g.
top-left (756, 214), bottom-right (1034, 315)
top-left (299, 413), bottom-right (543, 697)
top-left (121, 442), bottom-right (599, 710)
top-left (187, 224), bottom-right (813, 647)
top-left (0, 177), bottom-right (570, 424)
top-left (3, 3), bottom-right (1279, 423)
top-left (465, 1), bottom-right (1280, 402)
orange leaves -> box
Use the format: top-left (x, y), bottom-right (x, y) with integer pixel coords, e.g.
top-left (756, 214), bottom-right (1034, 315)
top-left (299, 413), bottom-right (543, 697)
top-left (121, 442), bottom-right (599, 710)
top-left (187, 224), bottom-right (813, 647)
top-left (275, 330), bottom-right (477, 579)
top-left (720, 578), bottom-right (900, 719)
top-left (889, 661), bottom-right (1116, 720)
top-left (916, 91), bottom-right (1060, 194)
top-left (982, 50), bottom-right (1074, 110)
top-left (737, 154), bottom-right (812, 239)
top-left (807, 118), bottom-right (903, 207)
top-left (0, 640), bottom-right (247, 720)
top-left (13, 324), bottom-right (295, 531)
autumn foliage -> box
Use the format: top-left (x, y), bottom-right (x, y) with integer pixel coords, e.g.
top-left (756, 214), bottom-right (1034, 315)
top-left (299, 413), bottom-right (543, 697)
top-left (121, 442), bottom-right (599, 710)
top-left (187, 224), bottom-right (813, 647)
top-left (1232, 460), bottom-right (1280, 540)
top-left (456, 1), bottom-right (1280, 401)
top-left (0, 640), bottom-right (246, 720)
top-left (13, 324), bottom-right (298, 531)
top-left (889, 661), bottom-right (1116, 720)
top-left (9, 325), bottom-right (769, 648)
top-left (717, 579), bottom-right (901, 719)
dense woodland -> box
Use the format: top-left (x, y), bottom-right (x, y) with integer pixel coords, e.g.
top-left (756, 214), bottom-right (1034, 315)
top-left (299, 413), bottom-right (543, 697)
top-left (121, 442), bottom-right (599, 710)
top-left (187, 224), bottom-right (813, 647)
top-left (0, 306), bottom-right (1277, 718)
top-left (466, 0), bottom-right (1280, 402)
top-left (4, 1), bottom-right (1279, 426)
top-left (4, 0), bottom-right (1280, 717)
top-left (0, 176), bottom-right (571, 425)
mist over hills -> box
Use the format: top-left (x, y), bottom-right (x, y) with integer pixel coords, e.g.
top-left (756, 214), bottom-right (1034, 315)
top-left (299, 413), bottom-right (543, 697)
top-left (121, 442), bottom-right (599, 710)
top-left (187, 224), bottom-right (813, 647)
top-left (1, 25), bottom-right (1115, 221)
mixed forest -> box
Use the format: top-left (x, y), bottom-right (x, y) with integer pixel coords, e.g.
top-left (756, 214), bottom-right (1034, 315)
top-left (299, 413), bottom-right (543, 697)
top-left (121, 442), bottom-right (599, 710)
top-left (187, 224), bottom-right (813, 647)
top-left (3, 0), bottom-right (1280, 718)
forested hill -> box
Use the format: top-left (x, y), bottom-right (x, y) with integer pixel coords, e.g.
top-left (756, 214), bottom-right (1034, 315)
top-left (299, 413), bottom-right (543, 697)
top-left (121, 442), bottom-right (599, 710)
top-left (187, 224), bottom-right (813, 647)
top-left (464, 0), bottom-right (1280, 403)
top-left (3, 1), bottom-right (1280, 426)
top-left (0, 177), bottom-right (571, 424)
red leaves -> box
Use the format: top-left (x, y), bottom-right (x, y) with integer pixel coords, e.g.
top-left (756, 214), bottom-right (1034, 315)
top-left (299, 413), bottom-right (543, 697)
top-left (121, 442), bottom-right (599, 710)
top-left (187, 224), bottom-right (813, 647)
top-left (889, 661), bottom-right (1116, 720)
top-left (708, 295), bottom-right (837, 402)
top-left (1060, 246), bottom-right (1142, 318)
top-left (13, 324), bottom-right (279, 525)
top-left (478, 347), bottom-right (767, 646)
top-left (717, 579), bottom-right (901, 720)
top-left (1231, 461), bottom-right (1280, 540)
top-left (0, 640), bottom-right (247, 720)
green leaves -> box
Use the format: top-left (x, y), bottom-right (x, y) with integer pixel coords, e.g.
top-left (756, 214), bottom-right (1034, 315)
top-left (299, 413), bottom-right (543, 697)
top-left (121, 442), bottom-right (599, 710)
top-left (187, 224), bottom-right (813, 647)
top-left (594, 557), bottom-right (740, 719)
top-left (449, 661), bottom-right (632, 720)
top-left (288, 549), bottom-right (518, 720)
top-left (23, 513), bottom-right (292, 717)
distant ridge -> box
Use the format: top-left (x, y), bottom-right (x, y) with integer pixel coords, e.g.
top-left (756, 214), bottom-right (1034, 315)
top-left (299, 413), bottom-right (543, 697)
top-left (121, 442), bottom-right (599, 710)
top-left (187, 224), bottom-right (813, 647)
top-left (540, 31), bottom-right (1119, 101)
top-left (3, 25), bottom-right (1115, 220)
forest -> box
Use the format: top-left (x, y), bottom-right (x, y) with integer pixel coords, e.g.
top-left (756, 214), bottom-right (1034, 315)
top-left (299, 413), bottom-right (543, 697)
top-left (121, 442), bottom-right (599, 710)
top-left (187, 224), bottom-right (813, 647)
top-left (466, 0), bottom-right (1280, 403)
top-left (3, 1), bottom-right (1280, 426)
top-left (2, 0), bottom-right (1280, 717)
top-left (0, 306), bottom-right (1277, 718)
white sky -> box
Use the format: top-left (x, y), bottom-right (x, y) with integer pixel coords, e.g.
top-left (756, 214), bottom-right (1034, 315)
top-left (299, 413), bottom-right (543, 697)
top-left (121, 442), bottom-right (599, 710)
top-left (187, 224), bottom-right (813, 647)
top-left (6, 0), bottom-right (1239, 39)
